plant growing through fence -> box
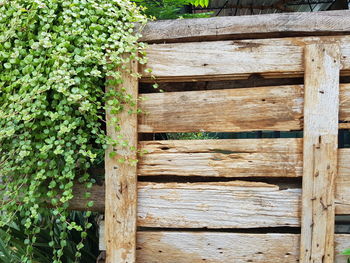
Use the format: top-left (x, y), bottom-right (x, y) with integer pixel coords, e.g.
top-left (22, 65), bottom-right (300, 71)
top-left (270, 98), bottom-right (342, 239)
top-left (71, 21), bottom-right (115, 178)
top-left (0, 0), bottom-right (147, 261)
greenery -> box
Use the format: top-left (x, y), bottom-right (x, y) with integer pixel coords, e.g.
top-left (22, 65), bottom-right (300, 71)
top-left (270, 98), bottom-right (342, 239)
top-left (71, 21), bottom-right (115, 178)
top-left (167, 132), bottom-right (216, 140)
top-left (0, 0), bottom-right (147, 262)
top-left (342, 248), bottom-right (350, 263)
top-left (0, 212), bottom-right (99, 263)
top-left (135, 0), bottom-right (212, 19)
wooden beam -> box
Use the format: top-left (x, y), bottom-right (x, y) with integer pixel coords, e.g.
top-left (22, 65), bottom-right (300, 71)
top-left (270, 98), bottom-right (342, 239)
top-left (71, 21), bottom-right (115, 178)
top-left (137, 181), bottom-right (300, 228)
top-left (105, 59), bottom-right (138, 262)
top-left (138, 10), bottom-right (350, 43)
top-left (139, 85), bottom-right (303, 133)
top-left (70, 148), bottom-right (350, 214)
top-left (139, 36), bottom-right (350, 82)
top-left (138, 138), bottom-right (303, 177)
top-left (99, 229), bottom-right (350, 263)
top-left (300, 44), bottom-right (341, 263)
top-left (139, 84), bottom-right (350, 133)
top-left (91, 181), bottom-right (300, 229)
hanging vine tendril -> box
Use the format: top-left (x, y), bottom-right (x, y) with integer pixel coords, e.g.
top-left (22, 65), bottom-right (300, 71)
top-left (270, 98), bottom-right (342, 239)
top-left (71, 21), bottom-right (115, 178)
top-left (0, 0), bottom-right (147, 262)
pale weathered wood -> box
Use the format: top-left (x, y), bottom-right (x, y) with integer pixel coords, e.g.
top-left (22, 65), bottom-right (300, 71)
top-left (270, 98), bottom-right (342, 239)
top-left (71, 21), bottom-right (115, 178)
top-left (137, 181), bottom-right (300, 228)
top-left (300, 44), bottom-right (341, 263)
top-left (80, 182), bottom-right (301, 228)
top-left (139, 84), bottom-right (350, 133)
top-left (139, 138), bottom-right (303, 177)
top-left (99, 228), bottom-right (350, 263)
top-left (105, 59), bottom-right (138, 263)
top-left (336, 149), bottom-right (350, 214)
top-left (139, 36), bottom-right (350, 82)
top-left (139, 85), bottom-right (304, 133)
top-left (139, 10), bottom-right (350, 43)
top-left (71, 148), bottom-right (350, 214)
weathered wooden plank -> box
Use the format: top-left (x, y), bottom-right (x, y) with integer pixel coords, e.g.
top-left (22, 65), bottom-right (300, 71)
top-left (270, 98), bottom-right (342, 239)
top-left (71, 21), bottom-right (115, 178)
top-left (137, 181), bottom-right (300, 228)
top-left (138, 138), bottom-right (303, 177)
top-left (139, 84), bottom-right (350, 133)
top-left (105, 59), bottom-right (138, 263)
top-left (300, 44), bottom-right (340, 263)
top-left (99, 229), bottom-right (350, 263)
top-left (78, 182), bottom-right (301, 227)
top-left (336, 149), bottom-right (350, 214)
top-left (71, 148), bottom-right (350, 214)
top-left (139, 85), bottom-right (304, 133)
top-left (139, 36), bottom-right (350, 82)
top-left (139, 10), bottom-right (350, 43)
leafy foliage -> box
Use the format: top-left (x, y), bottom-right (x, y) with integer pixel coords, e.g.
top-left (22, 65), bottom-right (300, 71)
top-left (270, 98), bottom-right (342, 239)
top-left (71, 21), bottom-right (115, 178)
top-left (0, 0), bottom-right (147, 262)
top-left (0, 212), bottom-right (99, 263)
top-left (134, 0), bottom-right (212, 19)
top-left (166, 132), bottom-right (217, 140)
top-left (342, 248), bottom-right (350, 263)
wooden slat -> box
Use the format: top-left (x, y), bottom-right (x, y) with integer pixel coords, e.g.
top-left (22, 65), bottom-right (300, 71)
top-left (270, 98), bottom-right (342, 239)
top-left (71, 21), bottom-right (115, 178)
top-left (79, 182), bottom-right (302, 228)
top-left (139, 10), bottom-right (350, 43)
top-left (99, 229), bottom-right (350, 263)
top-left (105, 59), bottom-right (138, 263)
top-left (70, 148), bottom-right (350, 214)
top-left (139, 84), bottom-right (350, 133)
top-left (137, 181), bottom-right (300, 228)
top-left (138, 138), bottom-right (303, 177)
top-left (300, 44), bottom-right (340, 263)
top-left (139, 85), bottom-right (304, 133)
top-left (140, 36), bottom-right (350, 82)
top-left (336, 149), bottom-right (350, 214)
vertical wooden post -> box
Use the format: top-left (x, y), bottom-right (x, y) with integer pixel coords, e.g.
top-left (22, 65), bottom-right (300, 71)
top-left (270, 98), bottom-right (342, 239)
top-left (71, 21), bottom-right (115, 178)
top-left (300, 43), bottom-right (340, 263)
top-left (105, 59), bottom-right (138, 263)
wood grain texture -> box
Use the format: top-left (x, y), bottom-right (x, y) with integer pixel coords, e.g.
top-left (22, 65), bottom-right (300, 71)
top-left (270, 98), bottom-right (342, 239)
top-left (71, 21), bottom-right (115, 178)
top-left (138, 138), bottom-right (303, 177)
top-left (300, 44), bottom-right (340, 263)
top-left (139, 36), bottom-right (350, 82)
top-left (335, 149), bottom-right (350, 214)
top-left (137, 181), bottom-right (300, 228)
top-left (138, 10), bottom-right (350, 43)
top-left (105, 59), bottom-right (138, 263)
top-left (71, 149), bottom-right (350, 215)
top-left (139, 85), bottom-right (304, 133)
top-left (99, 229), bottom-right (350, 263)
top-left (139, 84), bottom-right (350, 133)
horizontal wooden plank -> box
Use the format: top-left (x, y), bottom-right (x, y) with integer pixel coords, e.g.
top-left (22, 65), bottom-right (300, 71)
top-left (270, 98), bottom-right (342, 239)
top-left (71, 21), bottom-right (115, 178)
top-left (336, 149), bottom-right (350, 214)
top-left (138, 138), bottom-right (303, 177)
top-left (139, 10), bottom-right (350, 43)
top-left (137, 181), bottom-right (300, 228)
top-left (139, 84), bottom-right (350, 133)
top-left (70, 149), bottom-right (350, 215)
top-left (70, 168), bottom-right (350, 222)
top-left (99, 229), bottom-right (350, 263)
top-left (139, 85), bottom-right (304, 133)
top-left (140, 36), bottom-right (350, 82)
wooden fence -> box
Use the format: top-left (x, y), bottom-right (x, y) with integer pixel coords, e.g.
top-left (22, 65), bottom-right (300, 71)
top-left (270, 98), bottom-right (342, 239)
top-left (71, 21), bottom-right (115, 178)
top-left (71, 10), bottom-right (350, 263)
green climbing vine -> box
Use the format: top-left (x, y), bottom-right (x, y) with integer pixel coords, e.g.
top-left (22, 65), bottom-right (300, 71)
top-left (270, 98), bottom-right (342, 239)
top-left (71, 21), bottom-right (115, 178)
top-left (0, 0), bottom-right (147, 262)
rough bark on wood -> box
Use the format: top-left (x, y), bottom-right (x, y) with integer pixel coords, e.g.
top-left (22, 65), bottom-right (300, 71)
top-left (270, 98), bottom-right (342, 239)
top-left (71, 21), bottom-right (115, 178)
top-left (300, 44), bottom-right (340, 263)
top-left (105, 59), bottom-right (138, 263)
top-left (138, 10), bottom-right (350, 43)
top-left (139, 36), bottom-right (350, 82)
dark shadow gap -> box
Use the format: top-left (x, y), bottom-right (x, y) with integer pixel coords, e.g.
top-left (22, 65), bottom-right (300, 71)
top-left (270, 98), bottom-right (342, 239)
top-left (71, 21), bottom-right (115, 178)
top-left (138, 176), bottom-right (302, 188)
top-left (137, 226), bottom-right (301, 234)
